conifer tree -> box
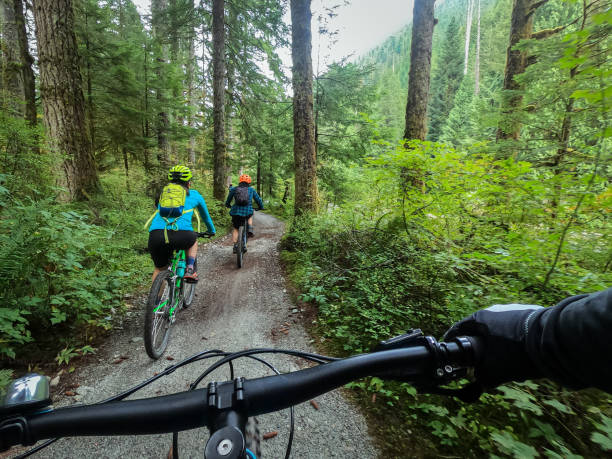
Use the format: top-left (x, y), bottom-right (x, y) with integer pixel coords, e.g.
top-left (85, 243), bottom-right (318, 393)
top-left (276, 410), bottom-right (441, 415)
top-left (428, 17), bottom-right (463, 141)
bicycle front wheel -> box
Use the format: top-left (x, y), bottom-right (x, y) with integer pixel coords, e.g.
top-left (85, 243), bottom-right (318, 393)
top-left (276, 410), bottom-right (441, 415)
top-left (237, 225), bottom-right (244, 268)
top-left (144, 270), bottom-right (174, 359)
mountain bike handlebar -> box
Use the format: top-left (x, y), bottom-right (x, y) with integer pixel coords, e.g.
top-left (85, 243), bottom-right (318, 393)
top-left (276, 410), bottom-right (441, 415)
top-left (0, 335), bottom-right (480, 452)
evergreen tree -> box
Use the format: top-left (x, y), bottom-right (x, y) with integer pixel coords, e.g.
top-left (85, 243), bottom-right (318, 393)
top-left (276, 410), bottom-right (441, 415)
top-left (427, 17), bottom-right (463, 141)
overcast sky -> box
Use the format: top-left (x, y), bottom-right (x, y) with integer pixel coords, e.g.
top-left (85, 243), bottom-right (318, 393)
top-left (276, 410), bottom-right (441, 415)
top-left (133, 0), bottom-right (414, 67)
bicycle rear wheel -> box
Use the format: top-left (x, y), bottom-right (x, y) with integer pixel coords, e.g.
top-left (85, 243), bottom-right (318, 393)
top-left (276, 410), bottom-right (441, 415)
top-left (182, 260), bottom-right (197, 308)
top-left (144, 270), bottom-right (174, 359)
top-left (237, 225), bottom-right (244, 268)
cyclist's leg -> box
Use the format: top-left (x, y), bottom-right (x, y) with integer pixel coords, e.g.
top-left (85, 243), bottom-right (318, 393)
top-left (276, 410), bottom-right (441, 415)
top-left (149, 230), bottom-right (171, 282)
top-left (231, 215), bottom-right (242, 252)
top-left (247, 214), bottom-right (254, 236)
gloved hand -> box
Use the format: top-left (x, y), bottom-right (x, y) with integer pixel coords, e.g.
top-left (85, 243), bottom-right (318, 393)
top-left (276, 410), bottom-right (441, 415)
top-left (225, 204), bottom-right (231, 208)
top-left (444, 304), bottom-right (545, 389)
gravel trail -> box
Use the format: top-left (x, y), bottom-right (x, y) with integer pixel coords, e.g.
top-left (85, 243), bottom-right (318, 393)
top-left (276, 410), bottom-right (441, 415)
top-left (37, 212), bottom-right (377, 458)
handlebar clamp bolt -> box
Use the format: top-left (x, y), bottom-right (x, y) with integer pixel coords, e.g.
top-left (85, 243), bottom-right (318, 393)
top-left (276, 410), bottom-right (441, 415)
top-left (436, 368), bottom-right (445, 378)
top-left (444, 365), bottom-right (453, 374)
top-left (216, 439), bottom-right (233, 456)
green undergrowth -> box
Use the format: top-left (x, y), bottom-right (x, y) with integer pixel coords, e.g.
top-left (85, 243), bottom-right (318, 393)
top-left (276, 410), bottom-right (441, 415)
top-left (280, 140), bottom-right (611, 457)
top-left (0, 164), bottom-right (229, 374)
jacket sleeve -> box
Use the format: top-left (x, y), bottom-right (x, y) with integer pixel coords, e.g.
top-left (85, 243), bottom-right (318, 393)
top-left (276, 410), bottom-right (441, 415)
top-left (195, 192), bottom-right (216, 234)
top-left (525, 287), bottom-right (612, 393)
top-left (225, 188), bottom-right (234, 208)
top-left (252, 189), bottom-right (264, 209)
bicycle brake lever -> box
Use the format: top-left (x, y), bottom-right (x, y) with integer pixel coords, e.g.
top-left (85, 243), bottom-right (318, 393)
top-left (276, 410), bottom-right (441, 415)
top-left (373, 329), bottom-right (425, 352)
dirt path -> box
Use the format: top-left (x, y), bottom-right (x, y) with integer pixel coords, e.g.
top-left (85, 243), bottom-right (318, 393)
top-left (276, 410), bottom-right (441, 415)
top-left (38, 212), bottom-right (377, 458)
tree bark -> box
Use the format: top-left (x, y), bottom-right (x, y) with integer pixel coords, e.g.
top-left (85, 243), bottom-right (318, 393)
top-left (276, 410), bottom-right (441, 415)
top-left (14, 0), bottom-right (36, 125)
top-left (152, 0), bottom-right (170, 166)
top-left (32, 0), bottom-right (100, 200)
top-left (186, 15), bottom-right (196, 167)
top-left (496, 0), bottom-right (544, 142)
top-left (404, 0), bottom-right (436, 141)
top-left (1, 0), bottom-right (25, 116)
top-left (463, 0), bottom-right (474, 76)
top-left (212, 0), bottom-right (228, 200)
top-left (291, 0), bottom-right (317, 215)
top-left (474, 0), bottom-right (481, 94)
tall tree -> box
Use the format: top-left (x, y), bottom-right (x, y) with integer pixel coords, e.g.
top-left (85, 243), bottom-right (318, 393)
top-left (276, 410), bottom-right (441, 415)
top-left (427, 17), bottom-right (463, 141)
top-left (404, 0), bottom-right (436, 141)
top-left (496, 0), bottom-right (560, 142)
top-left (32, 0), bottom-right (100, 200)
top-left (291, 0), bottom-right (317, 215)
top-left (212, 0), bottom-right (228, 200)
top-left (0, 0), bottom-right (24, 116)
top-left (151, 0), bottom-right (170, 165)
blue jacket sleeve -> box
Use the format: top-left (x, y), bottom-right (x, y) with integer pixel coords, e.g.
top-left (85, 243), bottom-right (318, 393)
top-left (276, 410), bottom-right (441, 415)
top-left (252, 189), bottom-right (264, 210)
top-left (195, 192), bottom-right (216, 234)
top-left (526, 287), bottom-right (612, 393)
top-left (225, 188), bottom-right (235, 208)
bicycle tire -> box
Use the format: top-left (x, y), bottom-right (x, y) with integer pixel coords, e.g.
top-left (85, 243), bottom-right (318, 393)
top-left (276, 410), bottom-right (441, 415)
top-left (237, 225), bottom-right (244, 268)
top-left (182, 260), bottom-right (197, 308)
top-left (245, 417), bottom-right (261, 458)
top-left (144, 270), bottom-right (174, 359)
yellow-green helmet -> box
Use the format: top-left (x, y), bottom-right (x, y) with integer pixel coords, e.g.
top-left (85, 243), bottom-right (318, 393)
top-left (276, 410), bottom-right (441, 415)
top-left (168, 165), bottom-right (192, 182)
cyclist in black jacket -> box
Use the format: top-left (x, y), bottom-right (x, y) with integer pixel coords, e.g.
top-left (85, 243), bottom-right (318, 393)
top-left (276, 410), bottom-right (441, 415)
top-left (445, 287), bottom-right (612, 394)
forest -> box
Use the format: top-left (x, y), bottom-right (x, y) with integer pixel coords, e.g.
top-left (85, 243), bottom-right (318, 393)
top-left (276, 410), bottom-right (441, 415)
top-left (0, 0), bottom-right (611, 456)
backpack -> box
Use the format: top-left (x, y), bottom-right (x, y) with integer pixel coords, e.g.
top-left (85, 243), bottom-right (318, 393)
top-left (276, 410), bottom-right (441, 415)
top-left (144, 183), bottom-right (200, 244)
top-left (234, 186), bottom-right (250, 206)
top-left (158, 183), bottom-right (187, 217)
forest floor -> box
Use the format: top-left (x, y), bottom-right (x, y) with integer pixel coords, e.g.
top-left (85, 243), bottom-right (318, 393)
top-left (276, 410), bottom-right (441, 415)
top-left (24, 212), bottom-right (376, 458)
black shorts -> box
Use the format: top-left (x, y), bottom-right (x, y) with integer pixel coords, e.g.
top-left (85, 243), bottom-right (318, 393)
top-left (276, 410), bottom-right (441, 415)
top-left (231, 215), bottom-right (252, 229)
top-left (148, 230), bottom-right (197, 268)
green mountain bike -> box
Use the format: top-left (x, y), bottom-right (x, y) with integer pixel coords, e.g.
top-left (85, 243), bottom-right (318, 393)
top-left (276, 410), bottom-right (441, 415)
top-left (144, 232), bottom-right (212, 359)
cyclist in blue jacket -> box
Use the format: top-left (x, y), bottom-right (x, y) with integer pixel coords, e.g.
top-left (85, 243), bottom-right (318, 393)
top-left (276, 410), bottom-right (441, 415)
top-left (225, 174), bottom-right (264, 253)
top-left (146, 165), bottom-right (216, 283)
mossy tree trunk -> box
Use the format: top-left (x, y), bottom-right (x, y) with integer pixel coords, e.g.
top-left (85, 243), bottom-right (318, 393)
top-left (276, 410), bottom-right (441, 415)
top-left (291, 0), bottom-right (317, 216)
top-left (212, 0), bottom-right (228, 200)
top-left (32, 0), bottom-right (100, 201)
top-left (404, 0), bottom-right (436, 141)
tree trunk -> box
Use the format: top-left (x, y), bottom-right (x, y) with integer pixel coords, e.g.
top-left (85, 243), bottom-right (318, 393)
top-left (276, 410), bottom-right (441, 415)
top-left (84, 9), bottom-right (95, 152)
top-left (212, 0), bottom-right (228, 200)
top-left (474, 0), bottom-right (481, 94)
top-left (291, 0), bottom-right (317, 215)
top-left (15, 0), bottom-right (36, 125)
top-left (1, 0), bottom-right (25, 116)
top-left (123, 146), bottom-right (130, 192)
top-left (496, 0), bottom-right (539, 142)
top-left (463, 0), bottom-right (474, 76)
top-left (152, 0), bottom-right (170, 166)
top-left (32, 0), bottom-right (100, 201)
top-left (256, 149), bottom-right (262, 196)
top-left (404, 0), bottom-right (436, 141)
top-left (186, 15), bottom-right (196, 167)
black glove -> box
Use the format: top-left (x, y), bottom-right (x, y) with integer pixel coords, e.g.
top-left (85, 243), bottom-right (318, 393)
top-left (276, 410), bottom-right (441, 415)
top-left (225, 204), bottom-right (231, 208)
top-left (444, 303), bottom-right (544, 389)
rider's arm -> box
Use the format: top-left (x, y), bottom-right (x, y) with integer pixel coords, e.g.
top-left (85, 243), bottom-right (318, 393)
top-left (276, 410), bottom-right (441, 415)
top-left (445, 287), bottom-right (612, 393)
top-left (225, 188), bottom-right (234, 208)
top-left (252, 189), bottom-right (264, 210)
top-left (526, 288), bottom-right (611, 392)
top-left (194, 192), bottom-right (216, 234)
